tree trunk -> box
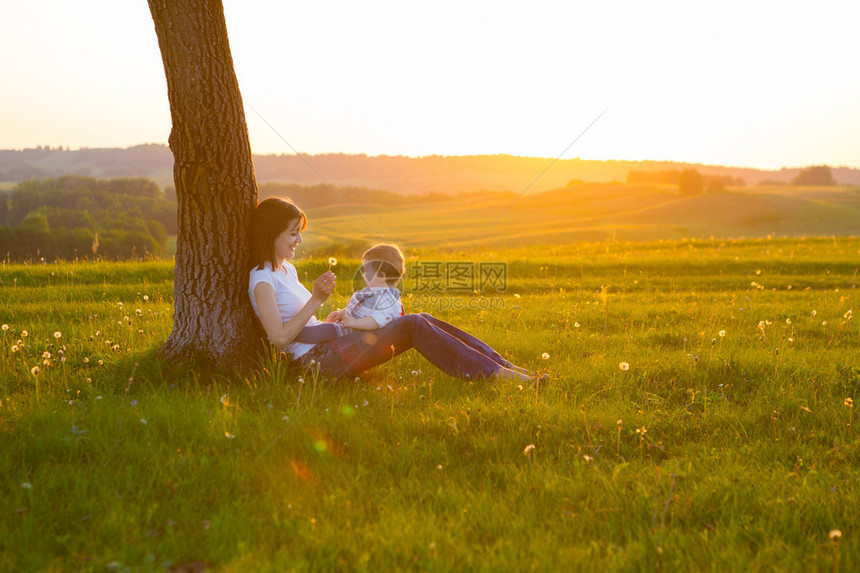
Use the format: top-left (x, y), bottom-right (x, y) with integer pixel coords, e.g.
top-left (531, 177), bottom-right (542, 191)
top-left (148, 0), bottom-right (261, 364)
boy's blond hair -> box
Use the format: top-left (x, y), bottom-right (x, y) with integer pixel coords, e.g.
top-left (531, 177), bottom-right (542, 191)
top-left (362, 243), bottom-right (405, 286)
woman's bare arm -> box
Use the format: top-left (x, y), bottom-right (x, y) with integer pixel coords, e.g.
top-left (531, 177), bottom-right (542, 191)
top-left (255, 271), bottom-right (336, 348)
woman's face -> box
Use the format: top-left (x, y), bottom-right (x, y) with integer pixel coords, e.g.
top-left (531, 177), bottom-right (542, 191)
top-left (273, 218), bottom-right (304, 261)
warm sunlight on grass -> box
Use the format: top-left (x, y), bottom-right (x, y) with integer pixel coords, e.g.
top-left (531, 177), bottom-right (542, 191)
top-left (2, 237), bottom-right (859, 570)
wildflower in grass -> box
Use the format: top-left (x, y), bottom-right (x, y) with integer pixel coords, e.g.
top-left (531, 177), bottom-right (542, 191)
top-left (574, 322), bottom-right (580, 328)
top-left (812, 310), bottom-right (817, 316)
top-left (54, 331), bottom-right (62, 339)
top-left (140, 418), bottom-right (148, 425)
top-left (845, 398), bottom-right (854, 408)
top-left (82, 357), bottom-right (89, 363)
top-left (42, 351), bottom-right (51, 359)
top-left (2, 324), bottom-right (8, 331)
top-left (541, 353), bottom-right (550, 360)
top-left (786, 318), bottom-right (791, 324)
top-left (11, 345), bottom-right (19, 353)
top-left (619, 362), bottom-right (630, 371)
top-left (143, 295), bottom-right (149, 301)
top-left (719, 330), bottom-right (726, 337)
top-left (822, 321), bottom-right (828, 326)
top-left (22, 330), bottom-right (28, 337)
top-left (30, 366), bottom-right (40, 376)
top-left (523, 444), bottom-right (535, 456)
top-left (844, 310), bottom-right (853, 319)
top-left (583, 455), bottom-right (594, 464)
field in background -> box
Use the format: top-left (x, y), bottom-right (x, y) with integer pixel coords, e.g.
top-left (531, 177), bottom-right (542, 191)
top-left (300, 183), bottom-right (860, 250)
top-left (2, 237), bottom-right (859, 571)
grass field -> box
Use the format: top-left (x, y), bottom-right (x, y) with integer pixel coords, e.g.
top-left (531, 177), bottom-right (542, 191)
top-left (299, 183), bottom-right (860, 250)
top-left (2, 237), bottom-right (859, 571)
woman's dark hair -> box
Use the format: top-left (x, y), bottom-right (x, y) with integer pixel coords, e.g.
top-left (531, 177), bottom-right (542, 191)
top-left (249, 197), bottom-right (307, 271)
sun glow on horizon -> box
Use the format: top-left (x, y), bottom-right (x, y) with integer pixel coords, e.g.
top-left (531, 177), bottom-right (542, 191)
top-left (1, 0), bottom-right (859, 171)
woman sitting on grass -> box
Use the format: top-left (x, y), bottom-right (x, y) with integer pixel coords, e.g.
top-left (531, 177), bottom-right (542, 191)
top-left (248, 196), bottom-right (536, 382)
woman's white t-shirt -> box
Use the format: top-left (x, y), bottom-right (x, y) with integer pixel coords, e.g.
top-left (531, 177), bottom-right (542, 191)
top-left (248, 261), bottom-right (323, 359)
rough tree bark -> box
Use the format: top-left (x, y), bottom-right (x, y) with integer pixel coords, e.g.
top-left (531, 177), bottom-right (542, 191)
top-left (148, 0), bottom-right (261, 364)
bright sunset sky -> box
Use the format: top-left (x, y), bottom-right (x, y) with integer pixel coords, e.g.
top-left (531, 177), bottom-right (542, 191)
top-left (1, 0), bottom-right (858, 169)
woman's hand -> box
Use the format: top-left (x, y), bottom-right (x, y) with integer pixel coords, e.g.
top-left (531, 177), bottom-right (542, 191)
top-left (325, 309), bottom-right (347, 323)
top-left (311, 270), bottom-right (337, 302)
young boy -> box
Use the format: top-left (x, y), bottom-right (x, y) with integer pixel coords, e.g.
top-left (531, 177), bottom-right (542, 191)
top-left (294, 243), bottom-right (404, 343)
top-left (328, 243), bottom-right (405, 330)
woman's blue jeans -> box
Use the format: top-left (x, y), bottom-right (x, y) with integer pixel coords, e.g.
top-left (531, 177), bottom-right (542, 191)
top-left (298, 313), bottom-right (516, 380)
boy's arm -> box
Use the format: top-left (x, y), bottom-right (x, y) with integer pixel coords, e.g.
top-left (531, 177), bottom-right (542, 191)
top-left (325, 308), bottom-right (347, 323)
top-left (341, 314), bottom-right (380, 330)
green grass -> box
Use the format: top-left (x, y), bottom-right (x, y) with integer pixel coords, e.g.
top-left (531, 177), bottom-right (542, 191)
top-left (2, 237), bottom-right (859, 571)
top-left (298, 183), bottom-right (860, 250)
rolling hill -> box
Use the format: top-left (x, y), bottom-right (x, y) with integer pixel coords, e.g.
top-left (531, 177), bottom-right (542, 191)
top-left (300, 183), bottom-right (860, 250)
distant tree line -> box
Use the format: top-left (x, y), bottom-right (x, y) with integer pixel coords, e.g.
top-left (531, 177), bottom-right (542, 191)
top-left (627, 169), bottom-right (746, 193)
top-left (0, 175), bottom-right (175, 261)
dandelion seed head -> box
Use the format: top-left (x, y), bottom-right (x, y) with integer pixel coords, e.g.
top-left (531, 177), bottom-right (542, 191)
top-left (583, 455), bottom-right (594, 464)
top-left (786, 318), bottom-right (791, 324)
top-left (541, 353), bottom-right (550, 360)
top-left (22, 330), bottom-right (28, 337)
top-left (11, 345), bottom-right (19, 352)
top-left (21, 482), bottom-right (32, 489)
top-left (54, 331), bottom-right (62, 339)
top-left (143, 295), bottom-right (150, 301)
top-left (845, 397), bottom-right (854, 408)
top-left (619, 362), bottom-right (630, 371)
top-left (719, 330), bottom-right (726, 337)
top-left (224, 432), bottom-right (236, 439)
top-left (523, 444), bottom-right (536, 456)
top-left (1, 324), bottom-right (8, 331)
top-left (30, 366), bottom-right (40, 376)
top-left (328, 257), bottom-right (337, 266)
top-left (830, 529), bottom-right (842, 539)
top-left (812, 310), bottom-right (817, 316)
